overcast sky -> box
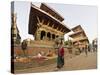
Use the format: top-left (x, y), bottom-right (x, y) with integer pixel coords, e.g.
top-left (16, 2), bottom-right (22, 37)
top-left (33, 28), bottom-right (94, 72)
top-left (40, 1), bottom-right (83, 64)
top-left (14, 1), bottom-right (98, 43)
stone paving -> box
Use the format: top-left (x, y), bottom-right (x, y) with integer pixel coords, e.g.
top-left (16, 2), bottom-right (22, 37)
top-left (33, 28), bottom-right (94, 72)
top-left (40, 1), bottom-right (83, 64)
top-left (15, 52), bottom-right (97, 74)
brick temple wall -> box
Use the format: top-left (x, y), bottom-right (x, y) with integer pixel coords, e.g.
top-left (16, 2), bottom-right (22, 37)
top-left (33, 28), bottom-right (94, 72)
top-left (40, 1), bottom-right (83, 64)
top-left (13, 46), bottom-right (56, 56)
top-left (13, 46), bottom-right (72, 57)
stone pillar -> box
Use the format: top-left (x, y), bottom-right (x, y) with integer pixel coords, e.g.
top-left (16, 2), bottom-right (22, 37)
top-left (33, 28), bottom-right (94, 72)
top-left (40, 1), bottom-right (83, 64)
top-left (35, 30), bottom-right (41, 40)
top-left (51, 33), bottom-right (53, 41)
top-left (45, 32), bottom-right (48, 40)
top-left (49, 33), bottom-right (51, 40)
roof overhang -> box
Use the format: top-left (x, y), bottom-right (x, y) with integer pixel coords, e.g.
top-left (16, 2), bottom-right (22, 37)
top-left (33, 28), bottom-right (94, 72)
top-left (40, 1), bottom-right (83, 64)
top-left (40, 3), bottom-right (64, 21)
top-left (72, 37), bottom-right (89, 43)
top-left (69, 30), bottom-right (83, 37)
top-left (28, 3), bottom-right (70, 35)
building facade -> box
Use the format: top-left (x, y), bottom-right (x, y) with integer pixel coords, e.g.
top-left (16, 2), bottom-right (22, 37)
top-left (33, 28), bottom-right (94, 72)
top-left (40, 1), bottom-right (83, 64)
top-left (28, 3), bottom-right (70, 47)
top-left (69, 25), bottom-right (89, 52)
top-left (11, 13), bottom-right (21, 46)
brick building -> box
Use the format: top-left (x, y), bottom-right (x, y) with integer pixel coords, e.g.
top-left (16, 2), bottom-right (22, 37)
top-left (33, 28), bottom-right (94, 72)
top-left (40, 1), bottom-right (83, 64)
top-left (69, 25), bottom-right (89, 52)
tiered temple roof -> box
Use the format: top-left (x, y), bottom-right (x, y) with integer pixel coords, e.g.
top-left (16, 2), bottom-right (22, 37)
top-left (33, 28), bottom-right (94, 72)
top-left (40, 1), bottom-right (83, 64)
top-left (69, 25), bottom-right (89, 43)
top-left (40, 3), bottom-right (64, 22)
top-left (28, 3), bottom-right (70, 35)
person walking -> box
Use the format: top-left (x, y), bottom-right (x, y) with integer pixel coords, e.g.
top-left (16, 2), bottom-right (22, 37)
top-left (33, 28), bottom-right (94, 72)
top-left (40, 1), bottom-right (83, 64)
top-left (21, 40), bottom-right (27, 56)
top-left (84, 45), bottom-right (88, 56)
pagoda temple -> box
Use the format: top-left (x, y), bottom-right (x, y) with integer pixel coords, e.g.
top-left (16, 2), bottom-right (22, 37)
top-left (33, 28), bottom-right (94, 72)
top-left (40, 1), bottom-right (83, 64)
top-left (28, 3), bottom-right (71, 48)
top-left (69, 25), bottom-right (89, 51)
top-left (11, 13), bottom-right (21, 46)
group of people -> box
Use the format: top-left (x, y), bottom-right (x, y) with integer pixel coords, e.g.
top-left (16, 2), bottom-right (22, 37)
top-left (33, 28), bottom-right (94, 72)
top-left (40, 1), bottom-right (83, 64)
top-left (37, 50), bottom-right (54, 58)
top-left (21, 39), bottom-right (65, 70)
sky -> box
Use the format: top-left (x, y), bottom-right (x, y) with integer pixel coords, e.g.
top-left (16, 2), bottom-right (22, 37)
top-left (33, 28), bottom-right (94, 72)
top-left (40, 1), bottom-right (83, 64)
top-left (14, 1), bottom-right (98, 43)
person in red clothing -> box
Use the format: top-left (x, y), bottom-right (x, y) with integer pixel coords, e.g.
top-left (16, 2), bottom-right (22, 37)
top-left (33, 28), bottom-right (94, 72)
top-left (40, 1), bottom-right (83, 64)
top-left (57, 41), bottom-right (64, 69)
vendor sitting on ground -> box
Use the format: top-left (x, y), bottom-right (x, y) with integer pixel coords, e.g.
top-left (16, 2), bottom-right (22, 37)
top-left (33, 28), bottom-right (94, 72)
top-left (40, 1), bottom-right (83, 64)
top-left (37, 52), bottom-right (42, 58)
top-left (47, 50), bottom-right (54, 57)
top-left (36, 51), bottom-right (47, 59)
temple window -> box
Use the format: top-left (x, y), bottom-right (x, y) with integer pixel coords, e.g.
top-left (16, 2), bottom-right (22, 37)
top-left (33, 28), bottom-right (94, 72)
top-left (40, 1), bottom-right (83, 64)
top-left (56, 35), bottom-right (59, 38)
top-left (47, 32), bottom-right (51, 40)
top-left (52, 34), bottom-right (55, 40)
top-left (40, 31), bottom-right (46, 40)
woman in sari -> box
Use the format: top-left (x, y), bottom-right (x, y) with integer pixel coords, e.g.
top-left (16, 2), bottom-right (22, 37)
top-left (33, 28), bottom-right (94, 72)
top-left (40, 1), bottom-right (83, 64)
top-left (57, 41), bottom-right (64, 69)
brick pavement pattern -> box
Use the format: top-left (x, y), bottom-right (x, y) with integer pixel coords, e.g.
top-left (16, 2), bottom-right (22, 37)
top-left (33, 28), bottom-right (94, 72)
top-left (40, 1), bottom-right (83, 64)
top-left (15, 52), bottom-right (97, 74)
